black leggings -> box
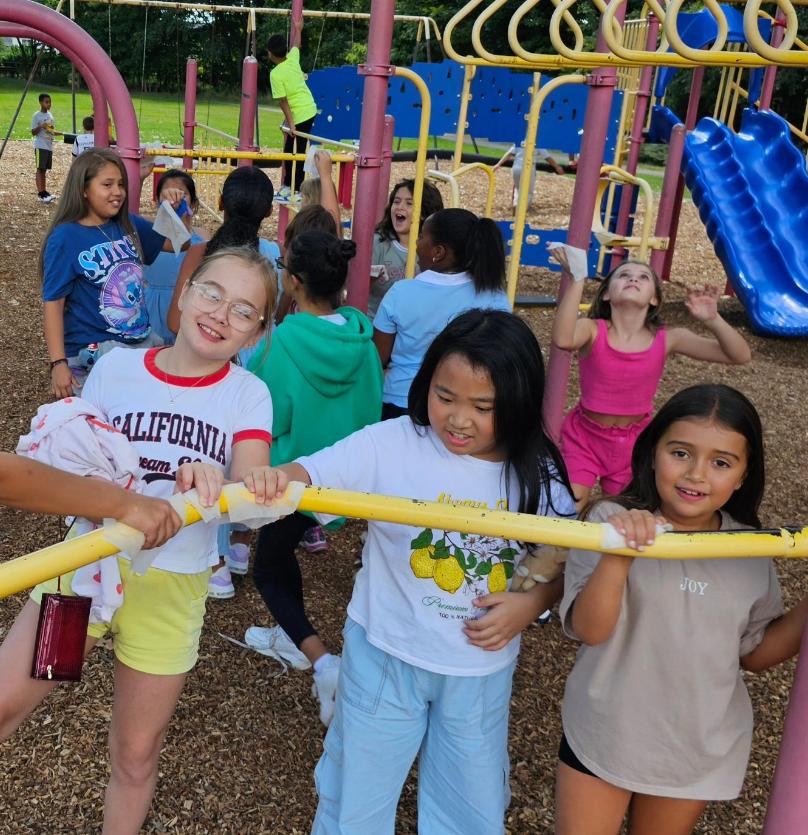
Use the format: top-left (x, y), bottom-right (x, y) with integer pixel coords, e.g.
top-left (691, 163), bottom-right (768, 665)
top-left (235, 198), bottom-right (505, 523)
top-left (283, 115), bottom-right (316, 191)
top-left (252, 512), bottom-right (318, 648)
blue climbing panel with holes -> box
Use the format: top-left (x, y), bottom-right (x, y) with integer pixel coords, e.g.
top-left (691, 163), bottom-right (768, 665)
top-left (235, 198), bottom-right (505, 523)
top-left (495, 222), bottom-right (601, 273)
top-left (306, 60), bottom-right (623, 158)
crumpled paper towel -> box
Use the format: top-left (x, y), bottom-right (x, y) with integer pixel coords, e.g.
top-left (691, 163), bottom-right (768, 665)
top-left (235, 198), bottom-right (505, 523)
top-left (601, 520), bottom-right (673, 550)
top-left (547, 241), bottom-right (588, 282)
top-left (153, 199), bottom-right (192, 255)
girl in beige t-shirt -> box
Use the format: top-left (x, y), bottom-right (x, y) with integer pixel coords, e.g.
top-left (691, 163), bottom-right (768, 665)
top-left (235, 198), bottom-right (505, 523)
top-left (556, 383), bottom-right (808, 835)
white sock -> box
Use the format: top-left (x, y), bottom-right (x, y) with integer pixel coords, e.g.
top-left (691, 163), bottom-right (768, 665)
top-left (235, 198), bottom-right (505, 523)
top-left (313, 653), bottom-right (335, 674)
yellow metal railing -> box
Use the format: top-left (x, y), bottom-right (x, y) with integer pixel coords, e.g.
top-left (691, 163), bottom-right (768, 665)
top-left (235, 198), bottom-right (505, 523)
top-left (4, 485), bottom-right (808, 601)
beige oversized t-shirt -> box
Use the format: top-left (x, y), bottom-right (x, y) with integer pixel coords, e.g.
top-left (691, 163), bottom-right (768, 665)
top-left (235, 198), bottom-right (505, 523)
top-left (560, 501), bottom-right (784, 800)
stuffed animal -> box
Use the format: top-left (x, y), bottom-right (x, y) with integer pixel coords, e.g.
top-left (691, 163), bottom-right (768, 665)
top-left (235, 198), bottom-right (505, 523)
top-left (511, 544), bottom-right (568, 592)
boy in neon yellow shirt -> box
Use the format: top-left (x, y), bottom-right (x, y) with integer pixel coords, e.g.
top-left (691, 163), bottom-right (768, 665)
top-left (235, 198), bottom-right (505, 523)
top-left (268, 16), bottom-right (317, 203)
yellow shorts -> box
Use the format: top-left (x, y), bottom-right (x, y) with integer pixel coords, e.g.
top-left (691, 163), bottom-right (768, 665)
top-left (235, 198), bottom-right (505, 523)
top-left (30, 557), bottom-right (211, 676)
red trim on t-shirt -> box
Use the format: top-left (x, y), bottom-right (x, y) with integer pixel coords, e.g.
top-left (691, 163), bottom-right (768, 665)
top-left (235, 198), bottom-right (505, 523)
top-left (233, 429), bottom-right (273, 447)
top-left (144, 347), bottom-right (231, 387)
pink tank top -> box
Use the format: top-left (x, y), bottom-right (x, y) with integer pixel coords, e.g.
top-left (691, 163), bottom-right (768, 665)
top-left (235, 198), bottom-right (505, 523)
top-left (578, 319), bottom-right (667, 415)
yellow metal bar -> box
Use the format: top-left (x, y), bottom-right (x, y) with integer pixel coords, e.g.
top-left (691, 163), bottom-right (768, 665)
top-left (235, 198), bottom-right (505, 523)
top-left (393, 66), bottom-right (431, 280)
top-left (509, 0), bottom-right (584, 63)
top-left (427, 170), bottom-right (461, 208)
top-left (744, 0), bottom-right (801, 62)
top-left (454, 162), bottom-right (496, 218)
top-left (452, 64), bottom-right (476, 172)
top-left (4, 485), bottom-right (808, 601)
top-left (507, 74), bottom-right (586, 306)
top-left (145, 148), bottom-right (354, 163)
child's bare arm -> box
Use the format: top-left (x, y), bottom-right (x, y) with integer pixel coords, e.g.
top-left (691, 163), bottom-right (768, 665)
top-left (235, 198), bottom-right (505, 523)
top-left (548, 246), bottom-right (597, 352)
top-left (741, 596), bottom-right (808, 672)
top-left (44, 299), bottom-right (80, 398)
top-left (668, 285), bottom-right (751, 364)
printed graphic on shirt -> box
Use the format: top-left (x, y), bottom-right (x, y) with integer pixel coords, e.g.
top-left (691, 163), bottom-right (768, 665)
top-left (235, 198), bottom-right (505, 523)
top-left (377, 260), bottom-right (406, 287)
top-left (409, 529), bottom-right (516, 597)
top-left (78, 236), bottom-right (149, 340)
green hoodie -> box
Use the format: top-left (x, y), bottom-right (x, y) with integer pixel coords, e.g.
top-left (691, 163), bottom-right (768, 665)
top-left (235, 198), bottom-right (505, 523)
top-left (248, 307), bottom-right (383, 468)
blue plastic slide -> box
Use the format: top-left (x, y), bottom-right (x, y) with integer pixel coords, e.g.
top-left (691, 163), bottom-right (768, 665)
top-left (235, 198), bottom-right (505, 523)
top-left (682, 108), bottom-right (808, 337)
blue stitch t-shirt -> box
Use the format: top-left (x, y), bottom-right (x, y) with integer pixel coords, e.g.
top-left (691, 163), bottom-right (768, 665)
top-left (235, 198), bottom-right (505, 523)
top-left (43, 215), bottom-right (165, 357)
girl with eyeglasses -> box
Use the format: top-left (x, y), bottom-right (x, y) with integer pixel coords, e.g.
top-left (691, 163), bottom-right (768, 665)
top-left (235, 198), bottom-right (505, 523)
top-left (245, 230), bottom-right (383, 727)
top-left (0, 245), bottom-right (278, 835)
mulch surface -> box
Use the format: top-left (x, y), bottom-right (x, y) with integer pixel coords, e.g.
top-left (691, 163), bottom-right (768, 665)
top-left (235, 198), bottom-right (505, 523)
top-left (1, 142), bottom-right (807, 834)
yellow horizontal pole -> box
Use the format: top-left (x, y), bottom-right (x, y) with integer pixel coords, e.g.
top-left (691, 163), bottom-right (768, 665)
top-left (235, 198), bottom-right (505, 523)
top-left (145, 148), bottom-right (355, 163)
top-left (4, 486), bottom-right (808, 602)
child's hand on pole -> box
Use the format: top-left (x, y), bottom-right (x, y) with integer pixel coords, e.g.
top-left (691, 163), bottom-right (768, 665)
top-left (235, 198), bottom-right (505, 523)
top-left (243, 466), bottom-right (290, 505)
top-left (174, 462), bottom-right (225, 508)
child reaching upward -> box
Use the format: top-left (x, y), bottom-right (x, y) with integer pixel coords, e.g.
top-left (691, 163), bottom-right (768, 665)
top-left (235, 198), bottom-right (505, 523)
top-left (556, 384), bottom-right (807, 835)
top-left (249, 309), bottom-right (576, 834)
top-left (0, 245), bottom-right (277, 835)
top-left (549, 251), bottom-right (751, 508)
top-left (41, 148), bottom-right (189, 398)
top-left (245, 230), bottom-right (383, 726)
top-left (373, 207), bottom-right (512, 419)
top-left (368, 178), bottom-right (444, 319)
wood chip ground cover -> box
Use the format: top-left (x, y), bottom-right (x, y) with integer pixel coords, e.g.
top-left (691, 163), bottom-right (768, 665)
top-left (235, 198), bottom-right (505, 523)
top-left (1, 143), bottom-right (806, 833)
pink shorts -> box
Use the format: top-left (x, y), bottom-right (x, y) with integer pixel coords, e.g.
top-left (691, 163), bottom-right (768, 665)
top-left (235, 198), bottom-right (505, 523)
top-left (559, 404), bottom-right (651, 495)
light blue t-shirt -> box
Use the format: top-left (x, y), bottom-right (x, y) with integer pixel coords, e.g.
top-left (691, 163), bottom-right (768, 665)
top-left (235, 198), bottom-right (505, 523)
top-left (237, 237), bottom-right (281, 367)
top-left (373, 270), bottom-right (512, 407)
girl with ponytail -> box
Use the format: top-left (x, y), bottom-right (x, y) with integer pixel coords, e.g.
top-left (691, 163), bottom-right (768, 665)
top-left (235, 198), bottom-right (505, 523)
top-left (372, 207), bottom-right (512, 419)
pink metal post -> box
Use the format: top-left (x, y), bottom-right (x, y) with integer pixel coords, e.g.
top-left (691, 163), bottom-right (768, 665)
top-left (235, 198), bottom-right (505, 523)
top-left (762, 614), bottom-right (808, 832)
top-left (610, 12), bottom-right (661, 268)
top-left (290, 0), bottom-right (304, 48)
top-left (377, 114), bottom-right (395, 224)
top-left (649, 124), bottom-right (685, 277)
top-left (542, 0), bottom-right (627, 440)
top-left (759, 9), bottom-right (786, 111)
top-left (237, 56), bottom-right (259, 166)
top-left (0, 0), bottom-right (142, 205)
top-left (346, 0), bottom-right (395, 312)
top-left (183, 59), bottom-right (198, 171)
top-left (660, 65), bottom-right (704, 283)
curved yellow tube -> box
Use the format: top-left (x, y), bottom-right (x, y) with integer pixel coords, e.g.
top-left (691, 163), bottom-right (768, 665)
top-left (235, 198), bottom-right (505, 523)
top-left (453, 162), bottom-right (496, 218)
top-left (393, 67), bottom-right (431, 279)
top-left (509, 0), bottom-right (585, 62)
top-left (744, 0), bottom-right (801, 61)
top-left (3, 486), bottom-right (808, 601)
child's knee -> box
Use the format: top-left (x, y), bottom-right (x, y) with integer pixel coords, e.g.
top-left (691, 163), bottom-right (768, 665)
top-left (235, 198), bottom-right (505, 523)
top-left (109, 732), bottom-right (163, 785)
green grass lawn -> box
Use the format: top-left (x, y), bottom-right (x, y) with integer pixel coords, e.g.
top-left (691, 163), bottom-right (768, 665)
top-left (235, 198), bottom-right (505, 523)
top-left (0, 79), bottom-right (283, 144)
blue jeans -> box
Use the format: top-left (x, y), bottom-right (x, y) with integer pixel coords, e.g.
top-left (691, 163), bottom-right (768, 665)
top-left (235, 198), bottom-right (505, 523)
top-left (312, 617), bottom-right (514, 835)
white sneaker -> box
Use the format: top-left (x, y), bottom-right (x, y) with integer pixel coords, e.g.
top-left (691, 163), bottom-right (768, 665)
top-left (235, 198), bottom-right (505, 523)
top-left (312, 655), bottom-right (341, 727)
top-left (208, 565), bottom-right (235, 599)
top-left (226, 543), bottom-right (250, 575)
top-left (275, 186), bottom-right (292, 204)
top-left (43, 193), bottom-right (58, 203)
top-left (244, 625), bottom-right (311, 670)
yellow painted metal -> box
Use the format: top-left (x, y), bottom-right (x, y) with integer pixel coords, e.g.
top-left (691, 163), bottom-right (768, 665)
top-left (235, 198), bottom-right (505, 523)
top-left (393, 67), bottom-right (431, 280)
top-left (455, 163), bottom-right (496, 217)
top-left (507, 74), bottom-right (586, 307)
top-left (510, 0), bottom-right (585, 63)
top-left (427, 170), bottom-right (461, 209)
top-left (744, 0), bottom-right (802, 61)
top-left (452, 64), bottom-right (477, 172)
top-left (5, 485), bottom-right (808, 601)
top-left (144, 148), bottom-right (354, 163)
top-left (592, 167), bottom-right (667, 259)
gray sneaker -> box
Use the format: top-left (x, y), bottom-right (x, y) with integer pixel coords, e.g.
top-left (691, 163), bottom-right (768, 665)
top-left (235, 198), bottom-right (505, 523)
top-left (244, 625), bottom-right (311, 670)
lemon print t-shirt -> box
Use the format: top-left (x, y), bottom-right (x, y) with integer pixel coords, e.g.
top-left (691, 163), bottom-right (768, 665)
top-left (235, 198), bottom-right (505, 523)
top-left (297, 417), bottom-right (575, 676)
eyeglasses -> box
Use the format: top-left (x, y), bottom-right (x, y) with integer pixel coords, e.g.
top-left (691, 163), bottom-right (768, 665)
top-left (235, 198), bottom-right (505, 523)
top-left (274, 256), bottom-right (287, 273)
top-left (188, 281), bottom-right (265, 332)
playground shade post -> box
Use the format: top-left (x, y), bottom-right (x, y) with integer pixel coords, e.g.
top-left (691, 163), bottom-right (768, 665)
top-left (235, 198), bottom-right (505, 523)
top-left (183, 59), bottom-right (198, 171)
top-left (542, 0), bottom-right (626, 441)
top-left (650, 123), bottom-right (685, 277)
top-left (759, 8), bottom-right (786, 111)
top-left (346, 0), bottom-right (396, 312)
top-left (377, 114), bottom-right (395, 225)
top-left (237, 56), bottom-right (259, 165)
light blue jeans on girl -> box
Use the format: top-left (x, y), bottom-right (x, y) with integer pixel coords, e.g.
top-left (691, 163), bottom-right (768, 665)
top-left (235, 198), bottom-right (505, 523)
top-left (312, 617), bottom-right (514, 835)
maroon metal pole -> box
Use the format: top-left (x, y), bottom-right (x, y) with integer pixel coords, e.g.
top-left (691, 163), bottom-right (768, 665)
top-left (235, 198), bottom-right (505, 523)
top-left (377, 114), bottom-right (395, 225)
top-left (237, 56), bottom-right (259, 166)
top-left (542, 0), bottom-right (626, 441)
top-left (290, 0), bottom-right (304, 49)
top-left (346, 0), bottom-right (395, 312)
top-left (650, 123), bottom-right (685, 277)
top-left (762, 614), bottom-right (808, 833)
top-left (659, 65), bottom-right (704, 282)
top-left (610, 12), bottom-right (661, 269)
top-left (759, 9), bottom-right (786, 111)
top-left (182, 59), bottom-right (198, 171)
top-left (0, 0), bottom-right (142, 205)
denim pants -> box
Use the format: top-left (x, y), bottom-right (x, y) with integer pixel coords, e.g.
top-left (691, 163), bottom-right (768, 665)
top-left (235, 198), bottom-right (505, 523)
top-left (312, 617), bottom-right (514, 835)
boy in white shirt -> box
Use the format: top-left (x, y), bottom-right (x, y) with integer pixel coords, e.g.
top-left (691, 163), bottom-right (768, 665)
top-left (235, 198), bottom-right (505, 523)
top-left (31, 93), bottom-right (61, 202)
top-left (72, 115), bottom-right (96, 157)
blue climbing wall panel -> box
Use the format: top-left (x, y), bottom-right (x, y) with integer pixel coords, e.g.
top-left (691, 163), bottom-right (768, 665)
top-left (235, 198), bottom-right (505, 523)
top-left (307, 60), bottom-right (623, 159)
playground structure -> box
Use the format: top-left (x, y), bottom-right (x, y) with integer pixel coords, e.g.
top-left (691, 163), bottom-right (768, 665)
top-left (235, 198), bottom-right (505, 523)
top-left (4, 0), bottom-right (808, 829)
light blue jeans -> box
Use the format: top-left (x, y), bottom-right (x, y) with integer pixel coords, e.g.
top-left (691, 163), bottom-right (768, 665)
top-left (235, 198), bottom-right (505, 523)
top-left (311, 617), bottom-right (515, 835)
